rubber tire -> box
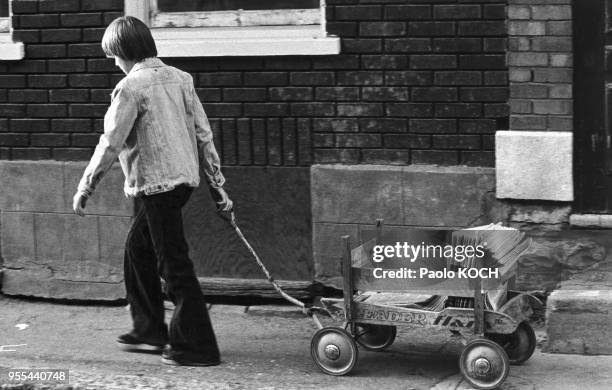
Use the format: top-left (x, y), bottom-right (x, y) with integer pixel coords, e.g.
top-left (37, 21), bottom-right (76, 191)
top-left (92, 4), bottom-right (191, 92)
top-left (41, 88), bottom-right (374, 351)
top-left (488, 321), bottom-right (536, 365)
top-left (459, 338), bottom-right (510, 390)
top-left (311, 327), bottom-right (358, 376)
top-left (354, 323), bottom-right (397, 352)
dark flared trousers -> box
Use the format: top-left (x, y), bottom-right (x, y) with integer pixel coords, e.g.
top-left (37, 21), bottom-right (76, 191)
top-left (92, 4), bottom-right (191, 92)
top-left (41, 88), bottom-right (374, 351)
top-left (123, 184), bottom-right (219, 360)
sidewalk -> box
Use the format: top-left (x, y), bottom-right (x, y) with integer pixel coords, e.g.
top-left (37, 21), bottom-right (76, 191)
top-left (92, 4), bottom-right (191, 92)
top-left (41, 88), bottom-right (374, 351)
top-left (0, 295), bottom-right (611, 390)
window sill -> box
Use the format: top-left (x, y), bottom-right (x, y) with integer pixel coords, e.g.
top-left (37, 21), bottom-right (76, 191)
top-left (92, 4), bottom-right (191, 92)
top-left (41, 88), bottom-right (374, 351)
top-left (0, 38), bottom-right (24, 60)
top-left (152, 26), bottom-right (340, 57)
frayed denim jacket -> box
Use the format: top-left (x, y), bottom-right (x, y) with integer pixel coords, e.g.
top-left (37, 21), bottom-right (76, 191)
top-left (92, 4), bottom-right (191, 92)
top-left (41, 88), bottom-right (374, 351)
top-left (78, 57), bottom-right (224, 198)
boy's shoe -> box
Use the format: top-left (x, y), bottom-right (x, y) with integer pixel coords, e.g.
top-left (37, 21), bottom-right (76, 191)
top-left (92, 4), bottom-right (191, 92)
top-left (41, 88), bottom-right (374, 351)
top-left (117, 333), bottom-right (166, 353)
top-left (161, 347), bottom-right (220, 367)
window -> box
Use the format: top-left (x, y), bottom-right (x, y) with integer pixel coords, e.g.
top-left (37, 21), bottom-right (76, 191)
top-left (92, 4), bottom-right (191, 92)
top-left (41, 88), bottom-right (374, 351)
top-left (126, 0), bottom-right (340, 57)
top-left (0, 0), bottom-right (24, 60)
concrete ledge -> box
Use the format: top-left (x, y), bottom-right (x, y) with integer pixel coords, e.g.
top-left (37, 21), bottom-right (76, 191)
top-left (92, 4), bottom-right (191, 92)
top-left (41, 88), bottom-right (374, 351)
top-left (496, 131), bottom-right (573, 201)
top-left (570, 214), bottom-right (612, 229)
top-left (546, 290), bottom-right (612, 355)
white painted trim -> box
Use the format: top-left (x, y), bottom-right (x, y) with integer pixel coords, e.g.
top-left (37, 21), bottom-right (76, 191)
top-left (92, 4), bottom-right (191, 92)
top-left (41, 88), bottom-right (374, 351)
top-left (0, 17), bottom-right (9, 33)
top-left (495, 130), bottom-right (573, 201)
top-left (0, 40), bottom-right (24, 60)
top-left (155, 35), bottom-right (340, 57)
top-left (151, 9), bottom-right (320, 28)
top-left (152, 25), bottom-right (324, 39)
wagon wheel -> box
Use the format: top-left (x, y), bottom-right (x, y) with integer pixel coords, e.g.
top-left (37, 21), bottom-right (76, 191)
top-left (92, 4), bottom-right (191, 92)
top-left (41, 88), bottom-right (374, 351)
top-left (354, 323), bottom-right (397, 351)
top-left (311, 327), bottom-right (358, 376)
top-left (487, 321), bottom-right (536, 365)
top-left (459, 338), bottom-right (510, 390)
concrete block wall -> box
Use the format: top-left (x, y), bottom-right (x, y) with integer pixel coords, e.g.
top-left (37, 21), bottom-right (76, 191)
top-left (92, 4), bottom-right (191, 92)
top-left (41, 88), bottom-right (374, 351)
top-left (0, 161), bottom-right (131, 300)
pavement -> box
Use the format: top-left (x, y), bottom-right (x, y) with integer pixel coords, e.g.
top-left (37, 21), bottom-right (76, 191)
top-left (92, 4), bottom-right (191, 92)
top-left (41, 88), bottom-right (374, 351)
top-left (0, 295), bottom-right (611, 390)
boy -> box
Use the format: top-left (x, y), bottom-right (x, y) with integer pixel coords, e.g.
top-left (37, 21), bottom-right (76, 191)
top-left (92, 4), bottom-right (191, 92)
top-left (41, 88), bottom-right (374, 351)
top-left (72, 16), bottom-right (232, 367)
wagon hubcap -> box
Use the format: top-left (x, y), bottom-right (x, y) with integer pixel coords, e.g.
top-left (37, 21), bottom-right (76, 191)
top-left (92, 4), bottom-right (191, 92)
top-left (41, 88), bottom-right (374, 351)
top-left (324, 344), bottom-right (340, 360)
top-left (474, 357), bottom-right (491, 375)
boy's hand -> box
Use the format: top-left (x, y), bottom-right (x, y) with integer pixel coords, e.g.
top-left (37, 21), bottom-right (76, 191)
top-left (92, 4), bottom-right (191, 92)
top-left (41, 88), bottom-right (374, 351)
top-left (72, 191), bottom-right (88, 217)
top-left (209, 187), bottom-right (233, 212)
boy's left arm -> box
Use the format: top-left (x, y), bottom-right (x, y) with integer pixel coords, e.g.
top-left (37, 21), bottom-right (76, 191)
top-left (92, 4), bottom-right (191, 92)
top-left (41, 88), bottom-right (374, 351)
top-left (73, 84), bottom-right (137, 216)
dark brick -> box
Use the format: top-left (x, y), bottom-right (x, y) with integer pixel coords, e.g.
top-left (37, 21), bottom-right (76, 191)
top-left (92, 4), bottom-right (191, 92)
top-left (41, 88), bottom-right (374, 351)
top-left (327, 22), bottom-right (359, 37)
top-left (199, 72), bottom-right (242, 87)
top-left (263, 57), bottom-right (312, 70)
top-left (313, 133), bottom-right (335, 148)
top-left (217, 58), bottom-right (264, 71)
top-left (361, 55), bottom-right (408, 69)
top-left (362, 149), bottom-right (410, 164)
top-left (336, 134), bottom-right (381, 148)
top-left (244, 103), bottom-right (288, 117)
top-left (267, 118), bottom-right (282, 165)
top-left (0, 104), bottom-right (27, 117)
top-left (7, 60), bottom-right (46, 73)
top-left (0, 75), bottom-right (26, 88)
top-left (411, 150), bottom-right (458, 165)
top-left (433, 5), bottom-right (481, 19)
top-left (386, 103), bottom-right (433, 117)
top-left (220, 119), bottom-right (237, 165)
top-left (482, 134), bottom-right (494, 149)
top-left (252, 119), bottom-right (267, 165)
top-left (359, 118), bottom-right (407, 133)
top-left (433, 38), bottom-right (481, 53)
top-left (432, 135), bottom-right (480, 150)
top-left (236, 119), bottom-right (252, 165)
top-left (103, 12), bottom-right (125, 24)
top-left (338, 71), bottom-right (383, 86)
top-left (71, 133), bottom-right (100, 147)
top-left (0, 147), bottom-right (9, 159)
top-left (69, 74), bottom-right (109, 88)
top-left (459, 55), bottom-right (506, 70)
top-left (460, 87), bottom-right (508, 102)
top-left (220, 88), bottom-right (264, 102)
top-left (90, 89), bottom-right (113, 103)
top-left (313, 149), bottom-right (360, 164)
top-left (50, 89), bottom-right (90, 103)
top-left (290, 72), bottom-right (335, 86)
top-left (11, 1), bottom-right (38, 14)
top-left (26, 44), bottom-right (67, 58)
top-left (28, 75), bottom-right (67, 88)
top-left (484, 103), bottom-right (509, 118)
top-left (282, 118), bottom-right (297, 165)
top-left (244, 72), bottom-right (287, 86)
top-left (87, 58), bottom-right (117, 72)
top-left (385, 38), bottom-right (432, 53)
top-left (484, 71), bottom-right (507, 86)
top-left (11, 148), bottom-right (52, 160)
top-left (338, 103), bottom-right (384, 117)
top-left (383, 5), bottom-right (431, 20)
top-left (69, 104), bottom-right (107, 117)
top-left (203, 103), bottom-right (243, 117)
top-left (384, 134), bottom-right (430, 148)
top-left (435, 103), bottom-right (482, 118)
top-left (39, 0), bottom-right (80, 12)
top-left (434, 71), bottom-right (482, 85)
top-left (269, 87), bottom-right (313, 101)
top-left (52, 118), bottom-right (93, 133)
top-left (410, 119), bottom-right (456, 134)
top-left (458, 21), bottom-right (505, 36)
top-left (81, 0), bottom-right (124, 11)
top-left (336, 6), bottom-right (382, 20)
top-left (313, 119), bottom-right (359, 133)
top-left (412, 87), bottom-right (457, 102)
top-left (313, 55), bottom-right (360, 70)
top-left (483, 38), bottom-right (507, 52)
top-left (360, 22), bottom-right (406, 36)
top-left (69, 43), bottom-right (105, 57)
top-left (385, 71), bottom-right (432, 85)
top-left (0, 134), bottom-right (29, 146)
top-left (41, 29), bottom-right (81, 43)
top-left (461, 151), bottom-right (494, 167)
top-left (31, 133), bottom-right (70, 147)
top-left (27, 104), bottom-right (68, 118)
top-left (12, 30), bottom-right (40, 43)
top-left (82, 27), bottom-right (107, 42)
top-left (61, 13), bottom-right (102, 27)
top-left (459, 119), bottom-right (497, 134)
top-left (19, 14), bottom-right (59, 28)
top-left (48, 59), bottom-right (86, 73)
top-left (342, 39), bottom-right (382, 53)
top-left (10, 119), bottom-right (49, 132)
top-left (290, 103), bottom-right (335, 116)
top-left (362, 87), bottom-right (409, 101)
top-left (483, 4), bottom-right (506, 19)
top-left (52, 148), bottom-right (93, 161)
top-left (408, 22), bottom-right (455, 36)
top-left (195, 88), bottom-right (221, 102)
top-left (410, 55), bottom-right (456, 69)
top-left (8, 90), bottom-right (48, 103)
top-left (315, 87), bottom-right (360, 101)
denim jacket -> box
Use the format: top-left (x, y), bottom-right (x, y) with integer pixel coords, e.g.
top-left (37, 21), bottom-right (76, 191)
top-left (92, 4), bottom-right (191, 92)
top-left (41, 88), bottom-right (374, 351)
top-left (78, 57), bottom-right (224, 198)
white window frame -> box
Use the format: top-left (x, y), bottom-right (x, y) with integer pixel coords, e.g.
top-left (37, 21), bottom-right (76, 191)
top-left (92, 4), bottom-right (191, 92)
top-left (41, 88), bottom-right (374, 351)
top-left (0, 1), bottom-right (24, 60)
top-left (125, 0), bottom-right (340, 57)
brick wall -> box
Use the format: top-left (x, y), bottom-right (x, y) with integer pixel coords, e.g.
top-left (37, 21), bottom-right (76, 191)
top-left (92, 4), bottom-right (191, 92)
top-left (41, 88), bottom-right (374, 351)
top-left (0, 0), bottom-right (508, 167)
top-left (508, 0), bottom-right (573, 132)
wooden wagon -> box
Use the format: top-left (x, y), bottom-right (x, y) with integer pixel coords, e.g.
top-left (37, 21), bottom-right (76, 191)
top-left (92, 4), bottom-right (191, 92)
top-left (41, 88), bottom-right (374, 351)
top-left (308, 221), bottom-right (542, 390)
